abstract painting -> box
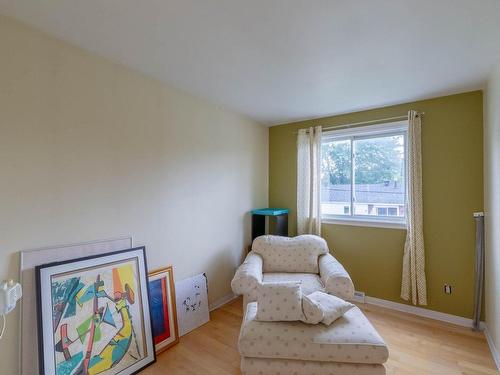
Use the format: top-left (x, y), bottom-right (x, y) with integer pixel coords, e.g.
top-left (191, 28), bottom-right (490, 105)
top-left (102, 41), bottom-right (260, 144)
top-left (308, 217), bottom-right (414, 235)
top-left (148, 266), bottom-right (179, 354)
top-left (36, 247), bottom-right (155, 375)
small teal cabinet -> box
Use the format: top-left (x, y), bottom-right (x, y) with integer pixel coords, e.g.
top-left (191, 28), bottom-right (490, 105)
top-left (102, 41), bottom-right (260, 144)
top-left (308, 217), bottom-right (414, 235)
top-left (251, 208), bottom-right (289, 241)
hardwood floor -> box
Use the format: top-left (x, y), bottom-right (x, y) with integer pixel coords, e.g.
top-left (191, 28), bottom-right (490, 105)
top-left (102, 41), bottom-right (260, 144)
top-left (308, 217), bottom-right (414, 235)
top-left (143, 297), bottom-right (498, 375)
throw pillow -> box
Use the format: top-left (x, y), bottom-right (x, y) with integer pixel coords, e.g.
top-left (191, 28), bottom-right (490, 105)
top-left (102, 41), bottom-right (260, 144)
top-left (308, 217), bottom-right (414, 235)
top-left (302, 293), bottom-right (324, 324)
top-left (255, 282), bottom-right (303, 321)
top-left (306, 291), bottom-right (355, 325)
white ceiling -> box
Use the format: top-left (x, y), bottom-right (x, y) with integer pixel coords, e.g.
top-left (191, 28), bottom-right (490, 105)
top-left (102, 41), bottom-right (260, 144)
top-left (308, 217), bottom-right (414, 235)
top-left (1, 0), bottom-right (500, 125)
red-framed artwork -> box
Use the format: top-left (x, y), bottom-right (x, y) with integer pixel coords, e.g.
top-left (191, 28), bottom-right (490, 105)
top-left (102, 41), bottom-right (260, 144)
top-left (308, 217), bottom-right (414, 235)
top-left (147, 266), bottom-right (179, 354)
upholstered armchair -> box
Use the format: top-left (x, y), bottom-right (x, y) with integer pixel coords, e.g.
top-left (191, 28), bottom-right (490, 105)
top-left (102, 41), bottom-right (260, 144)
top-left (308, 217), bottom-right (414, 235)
top-left (231, 235), bottom-right (355, 307)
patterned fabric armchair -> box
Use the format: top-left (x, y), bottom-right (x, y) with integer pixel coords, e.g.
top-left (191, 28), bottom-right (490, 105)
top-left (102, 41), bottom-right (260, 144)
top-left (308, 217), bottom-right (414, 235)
top-left (231, 235), bottom-right (355, 307)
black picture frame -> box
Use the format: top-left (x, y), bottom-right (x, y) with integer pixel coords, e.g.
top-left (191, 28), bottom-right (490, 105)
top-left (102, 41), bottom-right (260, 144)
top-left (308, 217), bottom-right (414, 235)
top-left (35, 246), bottom-right (157, 375)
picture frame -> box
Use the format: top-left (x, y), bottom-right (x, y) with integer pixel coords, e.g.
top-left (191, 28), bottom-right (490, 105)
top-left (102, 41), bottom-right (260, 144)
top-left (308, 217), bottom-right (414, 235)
top-left (148, 266), bottom-right (179, 354)
top-left (36, 246), bottom-right (156, 375)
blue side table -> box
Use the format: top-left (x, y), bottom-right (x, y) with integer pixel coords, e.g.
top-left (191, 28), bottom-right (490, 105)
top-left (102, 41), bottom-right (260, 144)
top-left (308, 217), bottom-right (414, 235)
top-left (251, 208), bottom-right (289, 241)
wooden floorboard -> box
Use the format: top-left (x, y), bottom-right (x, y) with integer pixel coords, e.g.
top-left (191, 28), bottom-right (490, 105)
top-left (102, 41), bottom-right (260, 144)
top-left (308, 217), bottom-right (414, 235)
top-left (142, 297), bottom-right (498, 375)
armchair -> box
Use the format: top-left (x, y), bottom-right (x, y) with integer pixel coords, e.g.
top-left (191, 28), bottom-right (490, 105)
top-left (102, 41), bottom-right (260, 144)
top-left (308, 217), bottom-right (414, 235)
top-left (231, 235), bottom-right (355, 307)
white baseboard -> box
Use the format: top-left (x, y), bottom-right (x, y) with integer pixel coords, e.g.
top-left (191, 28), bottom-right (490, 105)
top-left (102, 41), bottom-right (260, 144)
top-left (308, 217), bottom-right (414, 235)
top-left (209, 292), bottom-right (237, 311)
top-left (484, 324), bottom-right (500, 371)
top-left (364, 296), bottom-right (485, 330)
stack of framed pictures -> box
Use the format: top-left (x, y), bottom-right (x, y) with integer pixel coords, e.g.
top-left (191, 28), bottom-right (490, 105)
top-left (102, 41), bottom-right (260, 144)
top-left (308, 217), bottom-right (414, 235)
top-left (36, 246), bottom-right (179, 375)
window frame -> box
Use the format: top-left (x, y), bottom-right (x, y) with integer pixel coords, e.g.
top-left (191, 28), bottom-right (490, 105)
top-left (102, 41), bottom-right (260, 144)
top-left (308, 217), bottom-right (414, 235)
top-left (321, 121), bottom-right (408, 229)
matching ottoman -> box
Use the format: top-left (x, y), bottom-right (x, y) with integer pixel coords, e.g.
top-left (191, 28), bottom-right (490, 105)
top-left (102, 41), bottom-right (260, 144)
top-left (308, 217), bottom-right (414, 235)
top-left (238, 302), bottom-right (389, 375)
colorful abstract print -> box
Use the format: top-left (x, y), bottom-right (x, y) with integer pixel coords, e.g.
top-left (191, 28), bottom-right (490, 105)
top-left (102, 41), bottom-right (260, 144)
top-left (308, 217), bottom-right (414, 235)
top-left (51, 259), bottom-right (146, 375)
top-left (148, 277), bottom-right (171, 345)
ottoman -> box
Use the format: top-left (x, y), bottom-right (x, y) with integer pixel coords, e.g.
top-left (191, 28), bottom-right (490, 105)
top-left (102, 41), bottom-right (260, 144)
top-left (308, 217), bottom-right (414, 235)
top-left (238, 302), bottom-right (389, 375)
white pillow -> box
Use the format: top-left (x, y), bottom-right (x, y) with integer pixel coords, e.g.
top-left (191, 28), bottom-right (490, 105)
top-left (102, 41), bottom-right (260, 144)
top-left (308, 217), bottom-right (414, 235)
top-left (252, 235), bottom-right (329, 273)
top-left (255, 282), bottom-right (303, 321)
top-left (302, 294), bottom-right (324, 324)
top-left (306, 291), bottom-right (355, 325)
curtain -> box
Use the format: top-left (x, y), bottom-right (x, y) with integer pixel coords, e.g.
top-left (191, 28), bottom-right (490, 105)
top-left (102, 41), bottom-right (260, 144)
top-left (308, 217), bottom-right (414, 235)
top-left (297, 126), bottom-right (322, 235)
top-left (401, 110), bottom-right (427, 305)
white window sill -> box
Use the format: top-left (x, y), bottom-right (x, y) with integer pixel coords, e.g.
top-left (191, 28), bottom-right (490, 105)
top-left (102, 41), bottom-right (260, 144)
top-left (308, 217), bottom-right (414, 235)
top-left (322, 217), bottom-right (407, 230)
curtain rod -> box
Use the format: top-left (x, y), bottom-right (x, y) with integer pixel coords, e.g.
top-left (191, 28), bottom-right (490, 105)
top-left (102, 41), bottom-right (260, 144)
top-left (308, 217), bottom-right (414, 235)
top-left (294, 112), bottom-right (425, 134)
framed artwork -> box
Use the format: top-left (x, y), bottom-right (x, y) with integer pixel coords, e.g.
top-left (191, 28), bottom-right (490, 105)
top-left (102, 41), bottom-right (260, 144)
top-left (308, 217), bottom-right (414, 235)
top-left (36, 246), bottom-right (156, 375)
top-left (20, 236), bottom-right (132, 375)
top-left (148, 266), bottom-right (179, 354)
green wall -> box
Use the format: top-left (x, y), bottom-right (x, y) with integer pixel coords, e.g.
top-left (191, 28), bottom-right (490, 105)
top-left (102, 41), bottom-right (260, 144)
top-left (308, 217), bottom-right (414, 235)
top-left (269, 91), bottom-right (483, 318)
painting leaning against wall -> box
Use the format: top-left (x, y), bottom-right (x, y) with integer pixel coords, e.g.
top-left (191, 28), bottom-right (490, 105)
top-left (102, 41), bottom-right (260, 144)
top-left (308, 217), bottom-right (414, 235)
top-left (148, 266), bottom-right (179, 354)
top-left (36, 247), bottom-right (156, 375)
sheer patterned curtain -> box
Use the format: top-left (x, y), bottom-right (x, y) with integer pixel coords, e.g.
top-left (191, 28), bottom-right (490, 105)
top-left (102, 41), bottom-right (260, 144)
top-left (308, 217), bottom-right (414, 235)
top-left (401, 110), bottom-right (427, 305)
top-left (297, 126), bottom-right (322, 235)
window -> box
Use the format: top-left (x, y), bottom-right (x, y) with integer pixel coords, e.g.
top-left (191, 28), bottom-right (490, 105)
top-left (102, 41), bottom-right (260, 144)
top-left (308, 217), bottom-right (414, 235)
top-left (321, 121), bottom-right (407, 227)
top-left (375, 206), bottom-right (399, 216)
top-left (388, 207), bottom-right (398, 216)
top-left (377, 207), bottom-right (388, 216)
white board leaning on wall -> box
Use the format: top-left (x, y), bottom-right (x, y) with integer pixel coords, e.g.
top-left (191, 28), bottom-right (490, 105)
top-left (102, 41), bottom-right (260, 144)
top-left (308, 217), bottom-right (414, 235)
top-left (175, 273), bottom-right (210, 336)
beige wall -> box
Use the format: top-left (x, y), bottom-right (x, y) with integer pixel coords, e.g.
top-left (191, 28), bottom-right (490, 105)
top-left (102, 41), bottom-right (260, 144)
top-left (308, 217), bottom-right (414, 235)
top-left (270, 91), bottom-right (483, 319)
top-left (0, 16), bottom-right (268, 374)
top-left (484, 61), bottom-right (500, 364)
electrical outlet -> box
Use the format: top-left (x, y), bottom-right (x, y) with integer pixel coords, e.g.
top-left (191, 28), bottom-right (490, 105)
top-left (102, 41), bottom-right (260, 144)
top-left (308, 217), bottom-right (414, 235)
top-left (351, 291), bottom-right (366, 303)
top-left (444, 284), bottom-right (452, 294)
top-left (0, 279), bottom-right (22, 315)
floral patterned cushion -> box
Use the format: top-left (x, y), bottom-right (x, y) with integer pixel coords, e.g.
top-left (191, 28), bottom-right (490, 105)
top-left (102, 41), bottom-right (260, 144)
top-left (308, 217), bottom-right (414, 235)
top-left (306, 291), bottom-right (355, 325)
top-left (255, 282), bottom-right (304, 321)
top-left (231, 252), bottom-right (263, 301)
top-left (302, 293), bottom-right (324, 324)
top-left (240, 302), bottom-right (389, 364)
top-left (319, 253), bottom-right (355, 300)
top-left (262, 273), bottom-right (325, 296)
top-left (252, 235), bottom-right (329, 273)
